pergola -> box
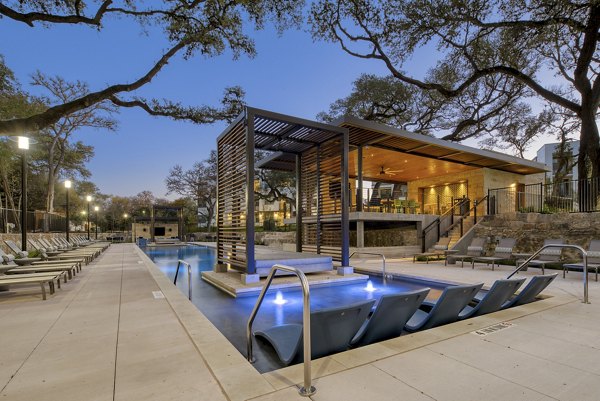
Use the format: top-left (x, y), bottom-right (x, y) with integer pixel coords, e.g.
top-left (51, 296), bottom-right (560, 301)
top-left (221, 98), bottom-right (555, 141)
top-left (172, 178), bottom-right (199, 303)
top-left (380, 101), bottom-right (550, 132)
top-left (216, 107), bottom-right (350, 275)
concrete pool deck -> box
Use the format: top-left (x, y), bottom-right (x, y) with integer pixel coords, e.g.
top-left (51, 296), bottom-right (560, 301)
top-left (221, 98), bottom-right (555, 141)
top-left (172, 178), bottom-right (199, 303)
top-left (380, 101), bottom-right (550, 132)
top-left (1, 243), bottom-right (599, 400)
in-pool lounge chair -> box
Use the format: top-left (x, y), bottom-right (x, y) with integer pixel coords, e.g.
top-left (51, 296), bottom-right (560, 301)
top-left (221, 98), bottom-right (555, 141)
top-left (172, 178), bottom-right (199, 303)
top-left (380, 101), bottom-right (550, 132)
top-left (458, 278), bottom-right (525, 319)
top-left (254, 299), bottom-right (375, 365)
top-left (473, 274), bottom-right (558, 309)
top-left (471, 238), bottom-right (516, 270)
top-left (517, 238), bottom-right (564, 274)
top-left (404, 283), bottom-right (483, 332)
top-left (350, 289), bottom-right (430, 347)
top-left (563, 239), bottom-right (600, 281)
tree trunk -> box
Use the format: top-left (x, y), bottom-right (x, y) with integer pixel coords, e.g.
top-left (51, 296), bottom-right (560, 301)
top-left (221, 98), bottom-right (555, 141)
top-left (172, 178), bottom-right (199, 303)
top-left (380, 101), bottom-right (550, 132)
top-left (0, 171), bottom-right (19, 231)
top-left (577, 104), bottom-right (600, 210)
top-left (46, 177), bottom-right (55, 213)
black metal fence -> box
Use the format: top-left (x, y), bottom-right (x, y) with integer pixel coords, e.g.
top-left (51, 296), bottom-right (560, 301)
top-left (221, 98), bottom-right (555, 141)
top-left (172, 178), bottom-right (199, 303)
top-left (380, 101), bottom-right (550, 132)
top-left (488, 177), bottom-right (600, 214)
top-left (0, 208), bottom-right (67, 233)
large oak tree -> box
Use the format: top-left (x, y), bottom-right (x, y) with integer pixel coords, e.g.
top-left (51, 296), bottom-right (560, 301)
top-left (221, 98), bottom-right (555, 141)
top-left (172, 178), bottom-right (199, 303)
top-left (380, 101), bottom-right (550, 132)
top-left (0, 0), bottom-right (303, 134)
top-left (311, 0), bottom-right (600, 180)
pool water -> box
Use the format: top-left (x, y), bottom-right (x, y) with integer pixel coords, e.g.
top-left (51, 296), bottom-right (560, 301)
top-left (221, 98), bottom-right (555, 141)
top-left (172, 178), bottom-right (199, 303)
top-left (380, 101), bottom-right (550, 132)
top-left (144, 244), bottom-right (449, 373)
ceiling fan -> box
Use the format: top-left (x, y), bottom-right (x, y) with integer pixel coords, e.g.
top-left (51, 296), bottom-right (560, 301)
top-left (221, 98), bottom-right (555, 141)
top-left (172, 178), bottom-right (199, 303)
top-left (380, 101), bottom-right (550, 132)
top-left (379, 166), bottom-right (404, 176)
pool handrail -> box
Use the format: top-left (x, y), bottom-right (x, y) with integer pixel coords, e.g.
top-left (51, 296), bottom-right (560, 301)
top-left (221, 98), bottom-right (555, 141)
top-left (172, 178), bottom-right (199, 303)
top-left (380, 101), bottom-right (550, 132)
top-left (173, 259), bottom-right (192, 301)
top-left (349, 251), bottom-right (387, 284)
top-left (246, 264), bottom-right (315, 397)
top-left (507, 244), bottom-right (589, 304)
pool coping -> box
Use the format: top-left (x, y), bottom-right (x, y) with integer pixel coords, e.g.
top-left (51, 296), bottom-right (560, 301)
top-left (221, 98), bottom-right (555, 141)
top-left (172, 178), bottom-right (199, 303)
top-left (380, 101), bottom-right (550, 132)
top-left (136, 246), bottom-right (577, 400)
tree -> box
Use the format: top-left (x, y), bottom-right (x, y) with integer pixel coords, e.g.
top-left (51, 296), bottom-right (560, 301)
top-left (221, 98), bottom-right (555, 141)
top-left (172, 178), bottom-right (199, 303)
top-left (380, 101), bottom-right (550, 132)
top-left (310, 1), bottom-right (600, 180)
top-left (255, 150), bottom-right (296, 206)
top-left (165, 151), bottom-right (217, 231)
top-left (29, 72), bottom-right (114, 213)
top-left (0, 1), bottom-right (302, 135)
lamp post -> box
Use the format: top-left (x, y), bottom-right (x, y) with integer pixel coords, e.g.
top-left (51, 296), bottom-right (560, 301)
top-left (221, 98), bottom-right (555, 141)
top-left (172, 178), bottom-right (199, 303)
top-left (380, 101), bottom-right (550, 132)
top-left (64, 180), bottom-right (72, 241)
top-left (94, 206), bottom-right (99, 240)
top-left (18, 137), bottom-right (29, 251)
top-left (123, 213), bottom-right (129, 241)
top-left (86, 195), bottom-right (92, 240)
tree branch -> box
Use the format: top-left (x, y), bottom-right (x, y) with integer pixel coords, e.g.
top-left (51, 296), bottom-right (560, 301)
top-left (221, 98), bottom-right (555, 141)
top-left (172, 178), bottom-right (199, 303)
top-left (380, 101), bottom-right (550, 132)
top-left (0, 1), bottom-right (112, 27)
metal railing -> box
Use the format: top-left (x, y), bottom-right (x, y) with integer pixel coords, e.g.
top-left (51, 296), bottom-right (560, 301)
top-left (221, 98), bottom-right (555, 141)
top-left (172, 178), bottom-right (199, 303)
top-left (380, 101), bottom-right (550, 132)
top-left (507, 244), bottom-right (589, 304)
top-left (173, 259), bottom-right (192, 300)
top-left (0, 207), bottom-right (67, 233)
top-left (421, 198), bottom-right (471, 252)
top-left (246, 264), bottom-right (315, 397)
top-left (489, 176), bottom-right (600, 214)
top-left (350, 251), bottom-right (387, 284)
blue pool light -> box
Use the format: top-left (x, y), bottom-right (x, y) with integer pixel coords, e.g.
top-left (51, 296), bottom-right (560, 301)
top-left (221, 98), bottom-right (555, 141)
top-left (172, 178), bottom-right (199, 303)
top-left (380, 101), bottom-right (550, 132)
top-left (273, 290), bottom-right (288, 305)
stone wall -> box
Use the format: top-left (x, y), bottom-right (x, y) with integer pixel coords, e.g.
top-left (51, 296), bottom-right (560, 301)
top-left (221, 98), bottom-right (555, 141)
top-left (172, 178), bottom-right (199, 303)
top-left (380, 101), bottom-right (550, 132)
top-left (474, 212), bottom-right (600, 258)
top-left (350, 226), bottom-right (418, 247)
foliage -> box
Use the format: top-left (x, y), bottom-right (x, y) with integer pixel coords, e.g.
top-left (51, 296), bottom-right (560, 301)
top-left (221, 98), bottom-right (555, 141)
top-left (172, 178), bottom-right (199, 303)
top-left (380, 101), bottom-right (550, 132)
top-left (165, 150), bottom-right (217, 231)
top-left (255, 150), bottom-right (296, 205)
top-left (310, 0), bottom-right (600, 178)
top-left (0, 0), bottom-right (303, 134)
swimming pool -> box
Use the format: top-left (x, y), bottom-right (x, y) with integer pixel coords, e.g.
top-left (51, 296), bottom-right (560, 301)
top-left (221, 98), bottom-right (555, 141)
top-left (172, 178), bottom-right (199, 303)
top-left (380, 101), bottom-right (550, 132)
top-left (144, 244), bottom-right (451, 373)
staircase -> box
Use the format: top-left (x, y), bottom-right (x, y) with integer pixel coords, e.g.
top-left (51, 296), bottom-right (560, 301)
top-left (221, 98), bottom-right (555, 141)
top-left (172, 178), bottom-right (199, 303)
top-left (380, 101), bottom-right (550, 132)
top-left (448, 216), bottom-right (474, 248)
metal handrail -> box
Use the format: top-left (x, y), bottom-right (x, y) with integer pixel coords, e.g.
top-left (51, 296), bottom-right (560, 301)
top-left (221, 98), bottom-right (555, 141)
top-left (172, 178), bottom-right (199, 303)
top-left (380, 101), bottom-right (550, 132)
top-left (174, 259), bottom-right (192, 300)
top-left (350, 251), bottom-right (387, 284)
top-left (246, 264), bottom-right (315, 397)
top-left (507, 244), bottom-right (589, 304)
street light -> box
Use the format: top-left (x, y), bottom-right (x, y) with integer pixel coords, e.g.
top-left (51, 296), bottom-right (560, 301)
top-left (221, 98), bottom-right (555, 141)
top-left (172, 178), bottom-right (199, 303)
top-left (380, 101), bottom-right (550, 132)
top-left (18, 137), bottom-right (29, 252)
top-left (94, 206), bottom-right (100, 240)
top-left (64, 180), bottom-right (72, 241)
top-left (86, 195), bottom-right (93, 240)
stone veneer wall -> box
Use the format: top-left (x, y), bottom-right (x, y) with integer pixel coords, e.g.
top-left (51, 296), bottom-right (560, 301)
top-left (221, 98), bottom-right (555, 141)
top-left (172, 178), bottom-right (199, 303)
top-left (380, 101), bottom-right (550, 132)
top-left (474, 212), bottom-right (600, 258)
top-left (350, 227), bottom-right (418, 247)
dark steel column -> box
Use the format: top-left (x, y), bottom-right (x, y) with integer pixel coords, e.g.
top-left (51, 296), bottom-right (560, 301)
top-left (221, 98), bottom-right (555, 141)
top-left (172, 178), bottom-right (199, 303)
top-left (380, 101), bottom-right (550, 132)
top-left (296, 153), bottom-right (302, 253)
top-left (246, 111), bottom-right (256, 274)
top-left (150, 206), bottom-right (155, 243)
top-left (341, 131), bottom-right (350, 267)
top-left (65, 187), bottom-right (70, 241)
top-left (316, 145), bottom-right (321, 254)
top-left (357, 146), bottom-right (363, 212)
top-left (21, 153), bottom-right (27, 251)
top-left (86, 202), bottom-right (90, 240)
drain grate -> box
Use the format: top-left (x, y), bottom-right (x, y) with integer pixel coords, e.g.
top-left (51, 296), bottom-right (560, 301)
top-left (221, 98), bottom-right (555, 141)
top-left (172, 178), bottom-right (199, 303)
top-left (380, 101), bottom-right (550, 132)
top-left (471, 322), bottom-right (514, 337)
top-left (152, 291), bottom-right (165, 299)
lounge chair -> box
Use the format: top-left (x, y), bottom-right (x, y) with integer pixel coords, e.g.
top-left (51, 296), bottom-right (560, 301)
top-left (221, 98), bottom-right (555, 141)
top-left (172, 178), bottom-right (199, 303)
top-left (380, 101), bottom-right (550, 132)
top-left (473, 274), bottom-right (558, 309)
top-left (254, 299), bottom-right (375, 365)
top-left (471, 238), bottom-right (516, 270)
top-left (517, 238), bottom-right (564, 274)
top-left (413, 237), bottom-right (451, 263)
top-left (350, 289), bottom-right (430, 347)
top-left (0, 274), bottom-right (61, 300)
top-left (404, 283), bottom-right (483, 332)
top-left (450, 237), bottom-right (486, 268)
top-left (458, 278), bottom-right (525, 319)
top-left (563, 240), bottom-right (600, 281)
top-left (3, 240), bottom-right (42, 265)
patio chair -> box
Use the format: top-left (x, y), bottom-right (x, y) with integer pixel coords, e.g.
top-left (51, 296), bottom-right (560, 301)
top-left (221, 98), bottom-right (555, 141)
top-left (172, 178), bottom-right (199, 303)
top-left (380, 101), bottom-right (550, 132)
top-left (413, 237), bottom-right (451, 263)
top-left (254, 299), bottom-right (375, 365)
top-left (517, 238), bottom-right (564, 274)
top-left (350, 288), bottom-right (430, 347)
top-left (451, 237), bottom-right (486, 267)
top-left (458, 278), bottom-right (525, 319)
top-left (471, 238), bottom-right (516, 271)
top-left (404, 283), bottom-right (483, 332)
top-left (500, 274), bottom-right (558, 308)
top-left (562, 239), bottom-right (600, 281)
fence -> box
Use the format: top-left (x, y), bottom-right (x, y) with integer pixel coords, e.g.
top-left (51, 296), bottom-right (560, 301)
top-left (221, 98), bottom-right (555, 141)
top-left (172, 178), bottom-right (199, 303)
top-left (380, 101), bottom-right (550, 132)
top-left (0, 208), bottom-right (67, 233)
top-left (488, 177), bottom-right (600, 214)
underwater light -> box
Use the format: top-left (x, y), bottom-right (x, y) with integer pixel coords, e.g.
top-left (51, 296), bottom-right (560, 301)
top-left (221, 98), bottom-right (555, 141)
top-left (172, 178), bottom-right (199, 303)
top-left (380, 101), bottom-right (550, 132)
top-left (273, 290), bottom-right (288, 305)
top-left (364, 280), bottom-right (376, 292)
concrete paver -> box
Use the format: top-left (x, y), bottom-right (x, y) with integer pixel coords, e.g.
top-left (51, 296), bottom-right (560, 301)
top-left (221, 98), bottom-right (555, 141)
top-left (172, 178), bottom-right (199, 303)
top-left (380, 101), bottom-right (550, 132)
top-left (2, 245), bottom-right (600, 401)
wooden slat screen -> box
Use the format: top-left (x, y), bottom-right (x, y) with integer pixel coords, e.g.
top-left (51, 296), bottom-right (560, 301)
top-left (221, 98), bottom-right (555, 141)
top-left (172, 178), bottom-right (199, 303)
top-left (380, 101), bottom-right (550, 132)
top-left (217, 120), bottom-right (248, 271)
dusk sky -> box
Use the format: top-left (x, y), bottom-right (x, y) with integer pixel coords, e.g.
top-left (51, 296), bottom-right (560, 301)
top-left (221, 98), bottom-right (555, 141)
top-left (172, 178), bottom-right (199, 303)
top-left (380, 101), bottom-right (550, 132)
top-left (1, 12), bottom-right (554, 199)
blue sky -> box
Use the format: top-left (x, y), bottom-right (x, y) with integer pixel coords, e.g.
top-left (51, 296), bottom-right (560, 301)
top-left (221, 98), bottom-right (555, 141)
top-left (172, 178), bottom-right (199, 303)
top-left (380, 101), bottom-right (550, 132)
top-left (1, 12), bottom-right (553, 198)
